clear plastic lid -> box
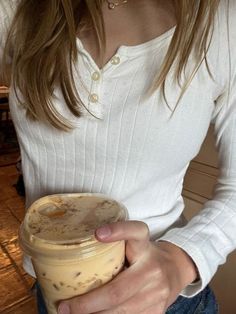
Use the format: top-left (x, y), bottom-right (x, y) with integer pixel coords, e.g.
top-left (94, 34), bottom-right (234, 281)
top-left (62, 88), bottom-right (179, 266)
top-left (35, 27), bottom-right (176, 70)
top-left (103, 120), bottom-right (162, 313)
top-left (19, 193), bottom-right (128, 259)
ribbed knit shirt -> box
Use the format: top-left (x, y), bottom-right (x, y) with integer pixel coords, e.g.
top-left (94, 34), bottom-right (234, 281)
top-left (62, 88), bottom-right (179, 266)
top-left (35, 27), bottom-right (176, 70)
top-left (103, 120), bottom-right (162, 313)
top-left (1, 0), bottom-right (236, 297)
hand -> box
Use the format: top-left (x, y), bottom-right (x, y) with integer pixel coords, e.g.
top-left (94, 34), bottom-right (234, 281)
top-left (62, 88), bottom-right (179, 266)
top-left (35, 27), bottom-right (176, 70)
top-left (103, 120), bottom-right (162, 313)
top-left (58, 221), bottom-right (197, 314)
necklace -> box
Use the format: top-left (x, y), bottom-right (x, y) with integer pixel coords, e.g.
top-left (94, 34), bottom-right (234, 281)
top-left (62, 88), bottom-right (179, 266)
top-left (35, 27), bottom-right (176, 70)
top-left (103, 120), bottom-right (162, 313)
top-left (106, 0), bottom-right (128, 10)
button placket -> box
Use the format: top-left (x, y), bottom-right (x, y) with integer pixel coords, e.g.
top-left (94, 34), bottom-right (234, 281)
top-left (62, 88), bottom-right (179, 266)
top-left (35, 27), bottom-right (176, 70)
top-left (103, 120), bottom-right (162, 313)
top-left (88, 68), bottom-right (103, 117)
top-left (78, 49), bottom-right (124, 118)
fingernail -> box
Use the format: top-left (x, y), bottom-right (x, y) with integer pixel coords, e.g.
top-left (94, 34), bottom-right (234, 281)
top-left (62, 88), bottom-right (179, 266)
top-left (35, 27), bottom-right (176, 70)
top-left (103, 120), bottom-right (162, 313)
top-left (58, 303), bottom-right (70, 314)
top-left (96, 225), bottom-right (111, 239)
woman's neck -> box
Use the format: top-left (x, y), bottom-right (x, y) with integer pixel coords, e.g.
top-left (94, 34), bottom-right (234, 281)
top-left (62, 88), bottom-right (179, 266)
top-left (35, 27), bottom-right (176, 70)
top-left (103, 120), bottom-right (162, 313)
top-left (79, 0), bottom-right (176, 68)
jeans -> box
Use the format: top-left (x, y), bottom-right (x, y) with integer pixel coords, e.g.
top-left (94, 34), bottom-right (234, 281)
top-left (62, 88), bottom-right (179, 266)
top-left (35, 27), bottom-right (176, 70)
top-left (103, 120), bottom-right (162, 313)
top-left (36, 284), bottom-right (48, 314)
top-left (166, 286), bottom-right (219, 314)
top-left (36, 284), bottom-right (218, 314)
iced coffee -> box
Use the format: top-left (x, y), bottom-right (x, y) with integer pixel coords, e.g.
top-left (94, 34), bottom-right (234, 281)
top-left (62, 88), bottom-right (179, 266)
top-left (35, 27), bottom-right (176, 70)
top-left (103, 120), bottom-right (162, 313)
top-left (19, 193), bottom-right (128, 314)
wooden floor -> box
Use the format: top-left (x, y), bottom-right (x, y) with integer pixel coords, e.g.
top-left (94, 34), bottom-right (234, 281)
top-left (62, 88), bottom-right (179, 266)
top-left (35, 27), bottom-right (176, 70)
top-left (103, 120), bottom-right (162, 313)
top-left (0, 164), bottom-right (37, 313)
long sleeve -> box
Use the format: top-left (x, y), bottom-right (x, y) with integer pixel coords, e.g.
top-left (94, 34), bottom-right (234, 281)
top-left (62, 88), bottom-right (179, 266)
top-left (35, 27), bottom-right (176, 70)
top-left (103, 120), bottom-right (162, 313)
top-left (159, 0), bottom-right (236, 297)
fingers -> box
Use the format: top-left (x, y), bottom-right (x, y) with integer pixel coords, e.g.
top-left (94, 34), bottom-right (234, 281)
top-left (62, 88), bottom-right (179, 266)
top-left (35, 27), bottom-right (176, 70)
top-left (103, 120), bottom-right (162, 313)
top-left (57, 222), bottom-right (170, 314)
top-left (97, 305), bottom-right (164, 314)
top-left (140, 304), bottom-right (165, 314)
top-left (96, 282), bottom-right (166, 314)
top-left (58, 264), bottom-right (148, 314)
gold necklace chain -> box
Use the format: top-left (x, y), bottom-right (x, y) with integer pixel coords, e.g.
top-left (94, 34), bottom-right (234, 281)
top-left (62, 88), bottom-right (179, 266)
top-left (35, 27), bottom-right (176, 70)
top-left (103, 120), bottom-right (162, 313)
top-left (106, 0), bottom-right (128, 10)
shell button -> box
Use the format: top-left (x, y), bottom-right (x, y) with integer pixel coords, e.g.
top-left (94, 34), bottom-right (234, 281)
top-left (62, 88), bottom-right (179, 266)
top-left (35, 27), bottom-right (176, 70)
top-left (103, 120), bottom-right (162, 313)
top-left (91, 71), bottom-right (100, 81)
top-left (89, 93), bottom-right (99, 103)
top-left (110, 56), bottom-right (120, 65)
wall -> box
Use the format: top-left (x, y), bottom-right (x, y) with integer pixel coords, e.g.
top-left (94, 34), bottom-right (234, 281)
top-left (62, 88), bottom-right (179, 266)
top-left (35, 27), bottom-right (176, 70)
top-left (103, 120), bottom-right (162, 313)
top-left (183, 125), bottom-right (236, 314)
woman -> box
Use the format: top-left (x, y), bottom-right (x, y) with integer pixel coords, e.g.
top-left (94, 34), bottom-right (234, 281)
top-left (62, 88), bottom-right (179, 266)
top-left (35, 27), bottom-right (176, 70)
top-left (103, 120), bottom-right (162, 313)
top-left (1, 0), bottom-right (235, 313)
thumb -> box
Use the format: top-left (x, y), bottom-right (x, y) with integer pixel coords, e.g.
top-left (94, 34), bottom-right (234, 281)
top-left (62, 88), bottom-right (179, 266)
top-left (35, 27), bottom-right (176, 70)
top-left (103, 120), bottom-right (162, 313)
top-left (95, 220), bottom-right (150, 263)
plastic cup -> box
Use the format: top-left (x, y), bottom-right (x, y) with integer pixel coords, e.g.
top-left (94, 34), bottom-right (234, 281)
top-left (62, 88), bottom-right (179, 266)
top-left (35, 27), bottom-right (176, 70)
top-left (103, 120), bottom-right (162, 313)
top-left (19, 193), bottom-right (128, 314)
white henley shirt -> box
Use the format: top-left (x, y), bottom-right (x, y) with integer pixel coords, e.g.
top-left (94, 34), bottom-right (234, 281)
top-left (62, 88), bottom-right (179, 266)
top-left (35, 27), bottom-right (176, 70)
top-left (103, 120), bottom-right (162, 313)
top-left (1, 0), bottom-right (236, 297)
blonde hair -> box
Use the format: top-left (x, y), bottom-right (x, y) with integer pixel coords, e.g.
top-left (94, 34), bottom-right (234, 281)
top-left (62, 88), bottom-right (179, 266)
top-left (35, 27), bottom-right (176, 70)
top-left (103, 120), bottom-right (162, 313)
top-left (3, 0), bottom-right (220, 130)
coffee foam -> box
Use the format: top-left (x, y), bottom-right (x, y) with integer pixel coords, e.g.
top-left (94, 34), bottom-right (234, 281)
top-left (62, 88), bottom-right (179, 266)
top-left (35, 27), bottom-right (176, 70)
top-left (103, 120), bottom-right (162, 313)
top-left (25, 195), bottom-right (122, 242)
